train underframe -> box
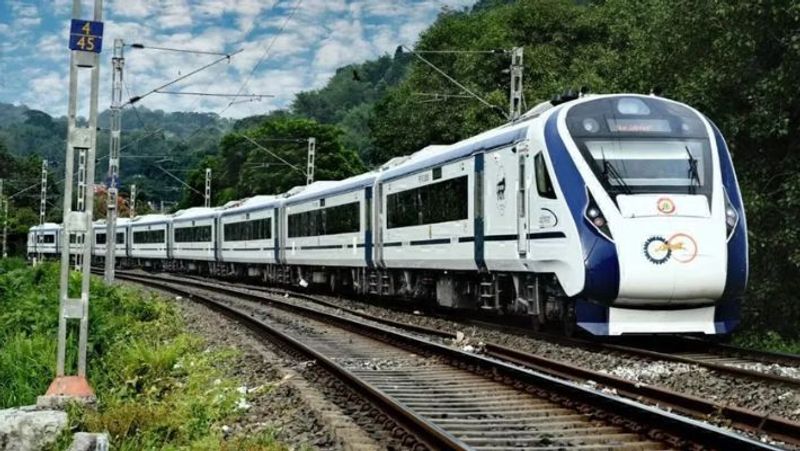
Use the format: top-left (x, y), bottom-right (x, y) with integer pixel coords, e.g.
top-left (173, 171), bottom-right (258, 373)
top-left (119, 258), bottom-right (578, 333)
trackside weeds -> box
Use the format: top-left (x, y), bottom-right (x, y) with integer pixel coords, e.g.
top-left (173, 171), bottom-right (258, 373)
top-left (0, 259), bottom-right (290, 450)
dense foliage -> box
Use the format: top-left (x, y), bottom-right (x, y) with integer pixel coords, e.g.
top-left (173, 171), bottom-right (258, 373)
top-left (179, 116), bottom-right (365, 208)
top-left (0, 260), bottom-right (288, 449)
top-left (0, 103), bottom-right (232, 208)
top-left (0, 141), bottom-right (56, 254)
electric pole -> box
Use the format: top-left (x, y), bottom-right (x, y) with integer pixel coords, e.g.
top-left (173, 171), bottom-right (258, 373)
top-left (105, 38), bottom-right (123, 283)
top-left (130, 184), bottom-right (136, 218)
top-left (38, 160), bottom-right (48, 264)
top-left (509, 47), bottom-right (523, 120)
top-left (306, 137), bottom-right (316, 185)
top-left (47, 0), bottom-right (104, 401)
top-left (204, 168), bottom-right (211, 207)
top-left (0, 178), bottom-right (6, 259)
top-left (2, 196), bottom-right (7, 259)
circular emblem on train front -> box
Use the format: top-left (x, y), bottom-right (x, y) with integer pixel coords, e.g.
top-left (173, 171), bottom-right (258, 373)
top-left (643, 236), bottom-right (670, 265)
top-left (656, 197), bottom-right (676, 215)
top-left (667, 233), bottom-right (698, 263)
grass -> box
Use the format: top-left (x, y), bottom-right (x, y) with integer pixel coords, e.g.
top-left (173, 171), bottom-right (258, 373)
top-left (0, 258), bottom-right (289, 450)
top-left (733, 329), bottom-right (800, 355)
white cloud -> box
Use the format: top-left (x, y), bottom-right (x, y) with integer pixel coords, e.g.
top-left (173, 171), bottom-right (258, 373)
top-left (0, 0), bottom-right (480, 118)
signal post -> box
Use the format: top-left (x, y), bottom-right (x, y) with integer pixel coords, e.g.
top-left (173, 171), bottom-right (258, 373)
top-left (41, 0), bottom-right (104, 404)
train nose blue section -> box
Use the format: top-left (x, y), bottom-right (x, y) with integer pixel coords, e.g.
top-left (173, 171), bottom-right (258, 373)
top-left (544, 112), bottom-right (620, 303)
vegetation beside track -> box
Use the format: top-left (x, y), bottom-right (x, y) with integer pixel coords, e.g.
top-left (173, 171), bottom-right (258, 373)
top-left (0, 259), bottom-right (288, 450)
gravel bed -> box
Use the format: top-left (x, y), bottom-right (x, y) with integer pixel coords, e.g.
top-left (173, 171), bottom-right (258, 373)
top-left (196, 278), bottom-right (800, 424)
top-left (134, 272), bottom-right (800, 443)
top-left (724, 361), bottom-right (800, 379)
top-left (143, 286), bottom-right (380, 451)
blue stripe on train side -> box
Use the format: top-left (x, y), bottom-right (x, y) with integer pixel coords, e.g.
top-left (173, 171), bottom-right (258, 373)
top-left (710, 123), bottom-right (748, 302)
top-left (474, 152), bottom-right (486, 271)
top-left (365, 186), bottom-right (373, 268)
top-left (709, 122), bottom-right (747, 333)
top-left (544, 110), bottom-right (620, 303)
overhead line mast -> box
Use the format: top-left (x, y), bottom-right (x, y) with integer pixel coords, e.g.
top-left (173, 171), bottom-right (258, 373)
top-left (105, 38), bottom-right (124, 283)
top-left (37, 160), bottom-right (48, 265)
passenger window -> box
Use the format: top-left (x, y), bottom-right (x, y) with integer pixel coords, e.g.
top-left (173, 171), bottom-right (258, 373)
top-left (535, 153), bottom-right (557, 199)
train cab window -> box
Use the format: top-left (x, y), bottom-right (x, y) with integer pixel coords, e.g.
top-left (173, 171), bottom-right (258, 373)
top-left (40, 234), bottom-right (55, 244)
top-left (534, 153), bottom-right (557, 199)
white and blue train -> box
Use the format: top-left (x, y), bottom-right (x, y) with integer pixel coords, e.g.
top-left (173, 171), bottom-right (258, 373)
top-left (28, 94), bottom-right (748, 336)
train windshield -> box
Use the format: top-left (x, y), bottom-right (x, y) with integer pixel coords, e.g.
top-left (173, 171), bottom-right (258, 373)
top-left (566, 97), bottom-right (713, 200)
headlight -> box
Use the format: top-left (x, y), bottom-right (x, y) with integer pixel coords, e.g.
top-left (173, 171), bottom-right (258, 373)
top-left (585, 191), bottom-right (612, 240)
top-left (723, 188), bottom-right (738, 239)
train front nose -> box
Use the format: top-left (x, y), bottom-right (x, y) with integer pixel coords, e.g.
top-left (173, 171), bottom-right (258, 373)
top-left (613, 215), bottom-right (727, 305)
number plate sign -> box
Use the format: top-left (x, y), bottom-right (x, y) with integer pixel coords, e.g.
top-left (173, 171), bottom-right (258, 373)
top-left (69, 19), bottom-right (103, 53)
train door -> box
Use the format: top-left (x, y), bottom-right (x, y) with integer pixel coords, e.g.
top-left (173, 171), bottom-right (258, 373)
top-left (373, 182), bottom-right (384, 267)
top-left (516, 145), bottom-right (530, 256)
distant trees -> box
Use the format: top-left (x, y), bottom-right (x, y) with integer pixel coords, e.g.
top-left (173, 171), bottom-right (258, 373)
top-left (178, 117), bottom-right (365, 208)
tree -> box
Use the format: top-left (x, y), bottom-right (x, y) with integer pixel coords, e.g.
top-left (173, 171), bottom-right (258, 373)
top-left (178, 117), bottom-right (365, 209)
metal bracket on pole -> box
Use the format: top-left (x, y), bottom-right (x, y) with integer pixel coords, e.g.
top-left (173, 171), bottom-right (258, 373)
top-left (105, 38), bottom-right (123, 283)
top-left (306, 137), bottom-right (316, 185)
top-left (509, 47), bottom-right (524, 121)
top-left (42, 0), bottom-right (104, 404)
top-left (204, 168), bottom-right (211, 208)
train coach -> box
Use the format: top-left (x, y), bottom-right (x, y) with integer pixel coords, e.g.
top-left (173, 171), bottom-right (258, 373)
top-left (29, 93), bottom-right (748, 337)
top-left (27, 223), bottom-right (61, 261)
top-left (128, 214), bottom-right (171, 268)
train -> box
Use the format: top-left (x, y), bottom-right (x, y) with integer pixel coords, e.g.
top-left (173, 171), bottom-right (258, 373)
top-left (27, 94), bottom-right (748, 336)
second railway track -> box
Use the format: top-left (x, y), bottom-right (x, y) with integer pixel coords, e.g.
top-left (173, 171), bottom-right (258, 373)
top-left (108, 270), bottom-right (790, 449)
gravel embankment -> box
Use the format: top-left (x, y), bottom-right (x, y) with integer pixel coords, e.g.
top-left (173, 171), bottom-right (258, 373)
top-left (201, 278), bottom-right (800, 423)
top-left (167, 291), bottom-right (380, 450)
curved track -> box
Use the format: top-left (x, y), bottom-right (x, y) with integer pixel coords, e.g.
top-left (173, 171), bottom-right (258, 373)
top-left (110, 270), bottom-right (787, 449)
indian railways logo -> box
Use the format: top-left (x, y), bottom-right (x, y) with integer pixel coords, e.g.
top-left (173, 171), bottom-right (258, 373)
top-left (643, 233), bottom-right (698, 265)
top-left (656, 197), bottom-right (676, 215)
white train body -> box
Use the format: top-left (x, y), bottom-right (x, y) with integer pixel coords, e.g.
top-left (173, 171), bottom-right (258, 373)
top-left (218, 196), bottom-right (280, 266)
top-left (29, 94), bottom-right (747, 336)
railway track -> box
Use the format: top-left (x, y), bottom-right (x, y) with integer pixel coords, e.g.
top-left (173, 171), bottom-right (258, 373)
top-left (109, 270), bottom-right (789, 449)
top-left (172, 270), bottom-right (800, 387)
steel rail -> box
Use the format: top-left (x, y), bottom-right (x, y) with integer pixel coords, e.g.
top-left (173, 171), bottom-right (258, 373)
top-left (110, 270), bottom-right (781, 450)
top-left (111, 272), bottom-right (467, 450)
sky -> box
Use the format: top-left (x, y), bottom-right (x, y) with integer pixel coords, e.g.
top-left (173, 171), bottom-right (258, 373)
top-left (0, 0), bottom-right (475, 118)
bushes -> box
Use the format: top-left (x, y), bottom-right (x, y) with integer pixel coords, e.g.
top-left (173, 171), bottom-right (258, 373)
top-left (0, 261), bottom-right (286, 449)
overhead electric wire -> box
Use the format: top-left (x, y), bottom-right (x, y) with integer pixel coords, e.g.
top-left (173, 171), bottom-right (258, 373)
top-left (128, 43), bottom-right (228, 56)
top-left (154, 165), bottom-right (204, 195)
top-left (125, 50), bottom-right (243, 106)
top-left (222, 0), bottom-right (303, 115)
top-left (239, 134), bottom-right (305, 176)
top-left (400, 45), bottom-right (509, 120)
top-left (154, 91), bottom-right (274, 98)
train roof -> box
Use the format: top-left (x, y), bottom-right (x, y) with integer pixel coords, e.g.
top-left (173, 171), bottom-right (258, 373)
top-left (377, 124), bottom-right (529, 182)
top-left (30, 222), bottom-right (61, 232)
top-left (171, 206), bottom-right (220, 223)
top-left (219, 195), bottom-right (281, 216)
top-left (129, 213), bottom-right (171, 226)
top-left (284, 171), bottom-right (378, 205)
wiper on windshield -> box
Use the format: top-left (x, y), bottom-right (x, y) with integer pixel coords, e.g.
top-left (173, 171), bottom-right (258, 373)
top-left (685, 145), bottom-right (700, 194)
top-left (600, 146), bottom-right (631, 195)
